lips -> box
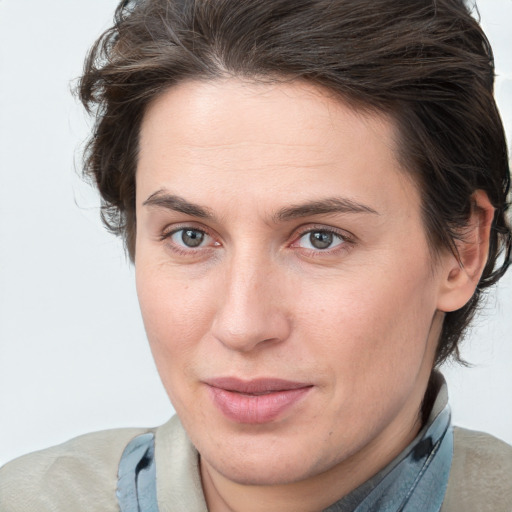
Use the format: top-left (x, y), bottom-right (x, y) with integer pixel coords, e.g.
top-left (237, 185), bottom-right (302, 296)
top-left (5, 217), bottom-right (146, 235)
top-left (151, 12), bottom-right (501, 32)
top-left (205, 377), bottom-right (313, 424)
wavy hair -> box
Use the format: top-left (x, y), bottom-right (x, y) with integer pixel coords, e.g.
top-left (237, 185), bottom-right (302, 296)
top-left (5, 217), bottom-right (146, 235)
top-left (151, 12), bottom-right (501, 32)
top-left (79, 0), bottom-right (511, 365)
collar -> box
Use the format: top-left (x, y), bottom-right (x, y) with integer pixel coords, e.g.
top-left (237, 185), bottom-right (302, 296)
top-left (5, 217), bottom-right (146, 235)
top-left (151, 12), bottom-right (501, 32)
top-left (324, 371), bottom-right (453, 511)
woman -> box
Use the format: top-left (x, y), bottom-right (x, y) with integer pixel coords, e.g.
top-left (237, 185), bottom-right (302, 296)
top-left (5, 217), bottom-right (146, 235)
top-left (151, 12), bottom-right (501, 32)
top-left (1, 0), bottom-right (511, 510)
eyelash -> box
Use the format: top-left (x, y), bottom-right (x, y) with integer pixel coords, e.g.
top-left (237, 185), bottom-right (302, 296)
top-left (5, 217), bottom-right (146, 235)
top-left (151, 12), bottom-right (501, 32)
top-left (159, 224), bottom-right (354, 258)
top-left (159, 225), bottom-right (219, 256)
top-left (290, 225), bottom-right (354, 257)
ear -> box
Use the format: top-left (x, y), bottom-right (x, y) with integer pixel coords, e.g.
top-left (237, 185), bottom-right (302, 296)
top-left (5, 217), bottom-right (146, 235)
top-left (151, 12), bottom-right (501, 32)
top-left (436, 190), bottom-right (495, 313)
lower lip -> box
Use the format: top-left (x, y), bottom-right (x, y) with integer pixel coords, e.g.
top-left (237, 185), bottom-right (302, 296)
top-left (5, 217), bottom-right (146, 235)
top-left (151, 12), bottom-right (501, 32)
top-left (208, 386), bottom-right (312, 424)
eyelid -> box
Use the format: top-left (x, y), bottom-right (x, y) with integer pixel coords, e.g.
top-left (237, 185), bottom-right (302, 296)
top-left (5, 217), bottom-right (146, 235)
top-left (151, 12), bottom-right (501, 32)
top-left (157, 221), bottom-right (354, 256)
top-left (160, 222), bottom-right (216, 240)
top-left (290, 224), bottom-right (355, 243)
top-left (159, 223), bottom-right (222, 254)
top-left (288, 224), bottom-right (356, 256)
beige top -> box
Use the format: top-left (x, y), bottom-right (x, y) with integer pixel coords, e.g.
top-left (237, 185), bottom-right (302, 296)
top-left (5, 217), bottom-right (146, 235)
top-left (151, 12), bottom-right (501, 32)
top-left (1, 416), bottom-right (511, 512)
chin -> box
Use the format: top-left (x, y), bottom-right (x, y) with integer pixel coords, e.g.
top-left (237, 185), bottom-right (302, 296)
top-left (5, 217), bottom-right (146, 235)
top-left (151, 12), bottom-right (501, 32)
top-left (198, 428), bottom-right (347, 487)
top-left (207, 455), bottom-right (316, 486)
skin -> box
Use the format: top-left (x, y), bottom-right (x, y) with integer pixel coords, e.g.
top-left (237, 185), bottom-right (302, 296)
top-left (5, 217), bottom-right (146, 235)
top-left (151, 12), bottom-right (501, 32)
top-left (134, 79), bottom-right (492, 512)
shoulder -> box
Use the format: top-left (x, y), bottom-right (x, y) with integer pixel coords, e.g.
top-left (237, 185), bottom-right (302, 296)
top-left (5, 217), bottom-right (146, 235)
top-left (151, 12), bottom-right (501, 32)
top-left (0, 426), bottom-right (152, 512)
top-left (441, 427), bottom-right (512, 512)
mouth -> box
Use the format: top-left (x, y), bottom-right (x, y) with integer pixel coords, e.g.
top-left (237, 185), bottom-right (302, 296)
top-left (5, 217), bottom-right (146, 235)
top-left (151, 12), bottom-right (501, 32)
top-left (204, 377), bottom-right (313, 424)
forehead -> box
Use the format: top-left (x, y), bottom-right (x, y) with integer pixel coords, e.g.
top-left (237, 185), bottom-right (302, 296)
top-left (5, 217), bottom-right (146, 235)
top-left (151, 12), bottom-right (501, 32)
top-left (140, 78), bottom-right (395, 160)
top-left (137, 78), bottom-right (417, 219)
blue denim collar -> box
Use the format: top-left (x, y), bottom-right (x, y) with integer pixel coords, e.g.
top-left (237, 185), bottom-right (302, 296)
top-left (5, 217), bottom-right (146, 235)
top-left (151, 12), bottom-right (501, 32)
top-left (117, 432), bottom-right (158, 512)
top-left (324, 399), bottom-right (452, 511)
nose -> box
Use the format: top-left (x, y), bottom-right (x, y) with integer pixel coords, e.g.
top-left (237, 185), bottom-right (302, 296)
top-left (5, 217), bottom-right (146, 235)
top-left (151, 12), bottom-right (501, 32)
top-left (210, 251), bottom-right (292, 353)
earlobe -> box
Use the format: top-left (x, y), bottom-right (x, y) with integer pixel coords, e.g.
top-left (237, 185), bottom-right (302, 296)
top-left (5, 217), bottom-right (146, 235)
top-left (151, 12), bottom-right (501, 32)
top-left (436, 190), bottom-right (495, 313)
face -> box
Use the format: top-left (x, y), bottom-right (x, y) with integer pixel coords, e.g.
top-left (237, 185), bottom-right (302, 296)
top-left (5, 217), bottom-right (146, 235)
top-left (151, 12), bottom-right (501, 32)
top-left (135, 79), bottom-right (450, 488)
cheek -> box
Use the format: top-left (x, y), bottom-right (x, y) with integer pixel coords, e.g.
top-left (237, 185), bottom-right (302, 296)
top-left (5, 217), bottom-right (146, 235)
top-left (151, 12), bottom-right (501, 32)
top-left (136, 273), bottom-right (209, 417)
top-left (293, 273), bottom-right (438, 440)
top-left (297, 262), bottom-right (438, 376)
top-left (135, 263), bottom-right (215, 375)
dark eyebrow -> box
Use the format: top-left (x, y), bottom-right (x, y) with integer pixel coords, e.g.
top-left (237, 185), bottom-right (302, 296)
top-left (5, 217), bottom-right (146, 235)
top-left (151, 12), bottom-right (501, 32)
top-left (274, 197), bottom-right (379, 222)
top-left (142, 190), bottom-right (214, 219)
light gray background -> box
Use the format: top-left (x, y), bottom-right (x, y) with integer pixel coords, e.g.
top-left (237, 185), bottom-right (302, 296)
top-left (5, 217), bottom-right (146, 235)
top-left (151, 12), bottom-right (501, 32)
top-left (0, 0), bottom-right (511, 466)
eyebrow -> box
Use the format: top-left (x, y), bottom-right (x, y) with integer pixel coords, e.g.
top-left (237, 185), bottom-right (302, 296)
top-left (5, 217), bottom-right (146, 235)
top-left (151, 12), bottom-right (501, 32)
top-left (142, 190), bottom-right (379, 222)
top-left (274, 197), bottom-right (379, 222)
top-left (142, 190), bottom-right (214, 219)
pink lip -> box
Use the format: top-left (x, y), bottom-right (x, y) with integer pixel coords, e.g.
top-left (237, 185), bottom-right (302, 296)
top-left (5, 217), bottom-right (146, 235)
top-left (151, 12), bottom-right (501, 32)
top-left (205, 377), bottom-right (313, 424)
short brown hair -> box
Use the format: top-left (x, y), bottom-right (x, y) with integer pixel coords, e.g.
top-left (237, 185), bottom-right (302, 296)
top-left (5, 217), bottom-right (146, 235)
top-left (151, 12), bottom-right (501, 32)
top-left (79, 0), bottom-right (511, 365)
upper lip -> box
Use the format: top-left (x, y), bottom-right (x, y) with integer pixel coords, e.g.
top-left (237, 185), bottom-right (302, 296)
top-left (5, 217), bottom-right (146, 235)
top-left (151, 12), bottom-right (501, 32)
top-left (204, 377), bottom-right (312, 394)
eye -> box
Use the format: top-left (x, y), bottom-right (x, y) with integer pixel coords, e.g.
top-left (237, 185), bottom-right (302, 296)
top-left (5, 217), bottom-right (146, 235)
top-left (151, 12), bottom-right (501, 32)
top-left (295, 229), bottom-right (346, 251)
top-left (170, 228), bottom-right (210, 248)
